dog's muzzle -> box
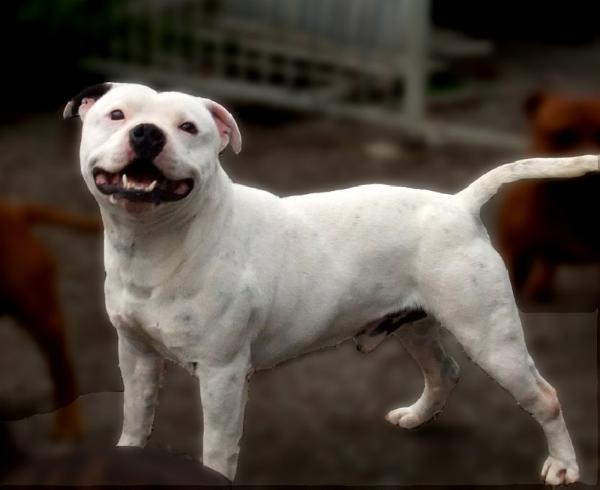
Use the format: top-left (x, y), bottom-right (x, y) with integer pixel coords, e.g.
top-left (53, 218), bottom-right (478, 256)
top-left (92, 122), bottom-right (194, 205)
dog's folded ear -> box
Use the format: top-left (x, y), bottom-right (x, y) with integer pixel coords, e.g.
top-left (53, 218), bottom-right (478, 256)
top-left (63, 83), bottom-right (114, 120)
top-left (202, 99), bottom-right (242, 154)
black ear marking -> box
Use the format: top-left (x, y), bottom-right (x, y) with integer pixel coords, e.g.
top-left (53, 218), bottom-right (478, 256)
top-left (63, 82), bottom-right (114, 120)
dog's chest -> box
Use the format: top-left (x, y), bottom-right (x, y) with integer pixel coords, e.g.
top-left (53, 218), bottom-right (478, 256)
top-left (106, 279), bottom-right (201, 363)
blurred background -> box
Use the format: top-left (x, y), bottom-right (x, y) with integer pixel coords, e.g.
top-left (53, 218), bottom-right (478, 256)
top-left (0, 0), bottom-right (598, 485)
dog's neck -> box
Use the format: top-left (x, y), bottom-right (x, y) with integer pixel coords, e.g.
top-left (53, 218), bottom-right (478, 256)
top-left (100, 165), bottom-right (234, 287)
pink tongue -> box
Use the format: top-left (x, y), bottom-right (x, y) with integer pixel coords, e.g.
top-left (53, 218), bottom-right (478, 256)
top-left (95, 173), bottom-right (108, 185)
top-left (174, 182), bottom-right (189, 195)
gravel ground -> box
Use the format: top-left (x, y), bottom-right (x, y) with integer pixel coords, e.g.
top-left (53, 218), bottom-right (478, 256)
top-left (0, 41), bottom-right (598, 484)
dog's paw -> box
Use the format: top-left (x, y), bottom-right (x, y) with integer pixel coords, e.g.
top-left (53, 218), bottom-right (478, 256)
top-left (117, 434), bottom-right (144, 447)
top-left (541, 456), bottom-right (579, 485)
top-left (385, 405), bottom-right (435, 429)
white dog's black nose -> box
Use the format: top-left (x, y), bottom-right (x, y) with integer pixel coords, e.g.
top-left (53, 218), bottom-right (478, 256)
top-left (129, 123), bottom-right (166, 159)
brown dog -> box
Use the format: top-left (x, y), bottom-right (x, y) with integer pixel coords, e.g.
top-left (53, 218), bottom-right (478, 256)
top-left (497, 92), bottom-right (600, 302)
top-left (0, 200), bottom-right (101, 439)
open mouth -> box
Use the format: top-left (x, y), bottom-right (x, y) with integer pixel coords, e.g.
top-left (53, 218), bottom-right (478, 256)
top-left (93, 159), bottom-right (194, 203)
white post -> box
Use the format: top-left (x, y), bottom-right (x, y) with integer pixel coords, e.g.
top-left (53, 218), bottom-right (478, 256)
top-left (403, 0), bottom-right (430, 125)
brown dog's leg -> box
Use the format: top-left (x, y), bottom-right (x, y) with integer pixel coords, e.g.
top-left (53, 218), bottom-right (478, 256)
top-left (1, 206), bottom-right (84, 439)
top-left (14, 265), bottom-right (83, 440)
top-left (523, 256), bottom-right (556, 302)
top-left (18, 311), bottom-right (83, 440)
top-left (503, 247), bottom-right (534, 296)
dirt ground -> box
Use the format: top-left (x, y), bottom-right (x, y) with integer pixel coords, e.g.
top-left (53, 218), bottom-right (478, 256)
top-left (0, 40), bottom-right (598, 485)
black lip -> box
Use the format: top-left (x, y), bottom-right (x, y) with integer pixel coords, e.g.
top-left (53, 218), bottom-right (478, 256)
top-left (92, 160), bottom-right (194, 203)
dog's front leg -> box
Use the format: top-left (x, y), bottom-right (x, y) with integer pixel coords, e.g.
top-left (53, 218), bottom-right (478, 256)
top-left (116, 329), bottom-right (164, 447)
top-left (197, 353), bottom-right (250, 481)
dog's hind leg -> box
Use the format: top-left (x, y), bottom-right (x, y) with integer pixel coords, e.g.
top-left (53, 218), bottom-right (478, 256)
top-left (386, 320), bottom-right (460, 429)
top-left (422, 241), bottom-right (578, 485)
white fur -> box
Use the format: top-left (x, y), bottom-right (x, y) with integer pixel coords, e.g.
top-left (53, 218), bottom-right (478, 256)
top-left (69, 83), bottom-right (598, 483)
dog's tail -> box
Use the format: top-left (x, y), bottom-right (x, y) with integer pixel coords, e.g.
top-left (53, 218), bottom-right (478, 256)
top-left (17, 203), bottom-right (102, 233)
top-left (455, 154), bottom-right (599, 215)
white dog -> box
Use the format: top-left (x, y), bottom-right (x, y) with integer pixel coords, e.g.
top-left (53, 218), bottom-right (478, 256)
top-left (64, 82), bottom-right (597, 484)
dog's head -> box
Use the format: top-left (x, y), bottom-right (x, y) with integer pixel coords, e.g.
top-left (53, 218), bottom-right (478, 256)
top-left (526, 91), bottom-right (600, 155)
top-left (64, 83), bottom-right (241, 214)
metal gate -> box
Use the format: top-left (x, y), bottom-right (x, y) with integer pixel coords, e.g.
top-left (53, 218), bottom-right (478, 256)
top-left (84, 0), bottom-right (522, 148)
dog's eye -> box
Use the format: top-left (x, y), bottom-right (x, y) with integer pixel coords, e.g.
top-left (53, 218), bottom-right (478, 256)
top-left (179, 122), bottom-right (198, 135)
top-left (109, 109), bottom-right (125, 121)
top-left (550, 128), bottom-right (579, 150)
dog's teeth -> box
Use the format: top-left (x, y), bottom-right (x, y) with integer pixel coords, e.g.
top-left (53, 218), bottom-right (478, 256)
top-left (122, 174), bottom-right (128, 188)
top-left (148, 180), bottom-right (157, 192)
top-left (109, 195), bottom-right (117, 204)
